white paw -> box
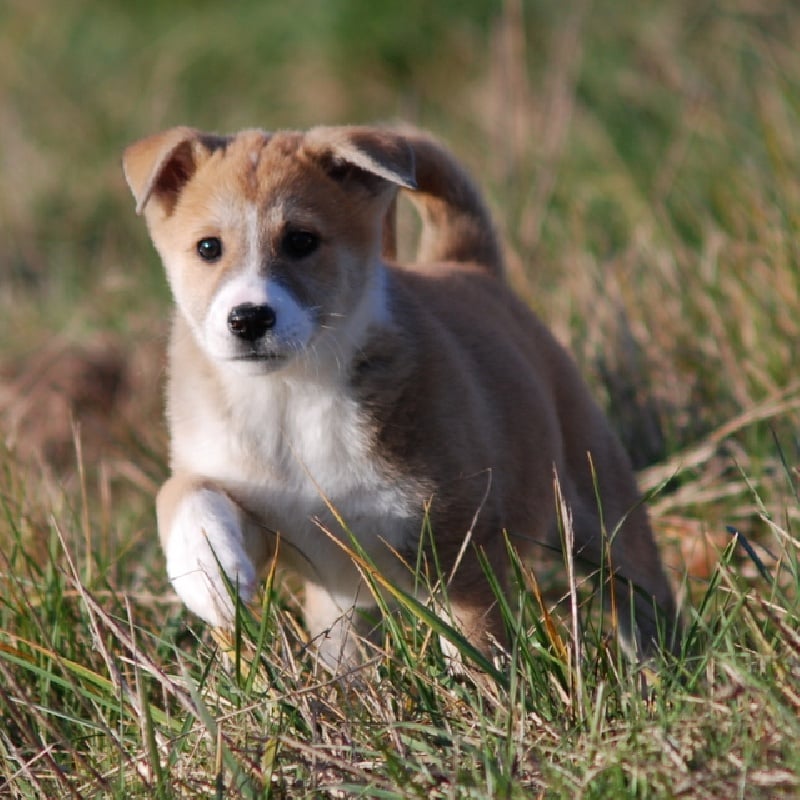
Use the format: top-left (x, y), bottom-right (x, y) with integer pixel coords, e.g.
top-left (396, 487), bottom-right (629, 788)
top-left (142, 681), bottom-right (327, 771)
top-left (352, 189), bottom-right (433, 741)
top-left (164, 489), bottom-right (256, 627)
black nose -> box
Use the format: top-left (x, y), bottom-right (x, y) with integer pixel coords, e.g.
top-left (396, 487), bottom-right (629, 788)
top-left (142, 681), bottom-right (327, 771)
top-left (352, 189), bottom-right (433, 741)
top-left (227, 303), bottom-right (276, 341)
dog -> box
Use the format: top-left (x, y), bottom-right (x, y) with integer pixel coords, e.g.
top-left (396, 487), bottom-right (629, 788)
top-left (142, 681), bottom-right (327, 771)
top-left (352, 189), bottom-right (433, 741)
top-left (123, 124), bottom-right (678, 669)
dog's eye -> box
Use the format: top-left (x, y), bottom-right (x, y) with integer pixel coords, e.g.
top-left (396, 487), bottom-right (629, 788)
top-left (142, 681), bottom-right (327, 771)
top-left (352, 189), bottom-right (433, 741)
top-left (282, 230), bottom-right (320, 259)
top-left (197, 237), bottom-right (223, 262)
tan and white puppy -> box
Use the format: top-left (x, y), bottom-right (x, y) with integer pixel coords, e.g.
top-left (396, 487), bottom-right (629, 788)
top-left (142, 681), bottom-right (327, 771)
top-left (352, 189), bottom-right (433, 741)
top-left (123, 124), bottom-right (678, 669)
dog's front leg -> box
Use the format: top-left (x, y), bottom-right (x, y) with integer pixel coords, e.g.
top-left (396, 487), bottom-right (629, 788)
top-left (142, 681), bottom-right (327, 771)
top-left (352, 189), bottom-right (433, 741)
top-left (303, 581), bottom-right (381, 671)
top-left (157, 473), bottom-right (271, 628)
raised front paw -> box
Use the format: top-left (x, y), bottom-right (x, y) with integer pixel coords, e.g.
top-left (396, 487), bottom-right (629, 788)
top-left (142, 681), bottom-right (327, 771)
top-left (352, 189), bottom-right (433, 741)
top-left (163, 488), bottom-right (256, 627)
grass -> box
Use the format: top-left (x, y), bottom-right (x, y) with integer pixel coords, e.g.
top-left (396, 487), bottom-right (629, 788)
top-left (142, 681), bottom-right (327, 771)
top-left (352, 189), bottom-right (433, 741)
top-left (1, 450), bottom-right (798, 797)
top-left (1, 0), bottom-right (800, 796)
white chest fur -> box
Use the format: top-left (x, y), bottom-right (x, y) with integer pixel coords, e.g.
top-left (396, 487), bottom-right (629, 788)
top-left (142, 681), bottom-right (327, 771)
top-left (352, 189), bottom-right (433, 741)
top-left (168, 358), bottom-right (420, 595)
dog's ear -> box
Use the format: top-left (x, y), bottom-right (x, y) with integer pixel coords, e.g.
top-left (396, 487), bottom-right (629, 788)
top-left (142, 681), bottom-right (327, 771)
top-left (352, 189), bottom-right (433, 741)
top-left (122, 126), bottom-right (197, 215)
top-left (305, 127), bottom-right (417, 193)
top-left (122, 127), bottom-right (230, 215)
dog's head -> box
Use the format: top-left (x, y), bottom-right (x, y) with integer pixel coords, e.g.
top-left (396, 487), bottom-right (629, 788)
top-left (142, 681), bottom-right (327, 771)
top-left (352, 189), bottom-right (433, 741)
top-left (123, 126), bottom-right (415, 374)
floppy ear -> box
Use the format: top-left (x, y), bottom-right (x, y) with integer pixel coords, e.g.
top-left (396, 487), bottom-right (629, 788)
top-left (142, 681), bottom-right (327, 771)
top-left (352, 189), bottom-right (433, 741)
top-left (305, 126), bottom-right (417, 192)
top-left (123, 127), bottom-right (232, 215)
top-left (122, 126), bottom-right (198, 215)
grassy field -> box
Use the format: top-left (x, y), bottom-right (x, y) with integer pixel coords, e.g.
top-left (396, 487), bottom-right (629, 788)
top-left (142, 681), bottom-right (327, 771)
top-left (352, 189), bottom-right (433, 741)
top-left (1, 0), bottom-right (799, 796)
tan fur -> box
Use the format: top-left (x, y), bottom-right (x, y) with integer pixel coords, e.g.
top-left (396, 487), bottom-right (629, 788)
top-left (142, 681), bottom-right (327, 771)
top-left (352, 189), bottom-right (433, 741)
top-left (123, 124), bottom-right (679, 669)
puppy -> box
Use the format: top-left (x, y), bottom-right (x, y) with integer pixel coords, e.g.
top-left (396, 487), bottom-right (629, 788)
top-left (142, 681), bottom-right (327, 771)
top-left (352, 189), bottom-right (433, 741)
top-left (123, 124), bottom-right (678, 669)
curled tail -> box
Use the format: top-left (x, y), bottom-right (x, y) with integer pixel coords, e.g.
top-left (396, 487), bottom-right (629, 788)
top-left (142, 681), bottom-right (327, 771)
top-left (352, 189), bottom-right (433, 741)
top-left (395, 127), bottom-right (506, 279)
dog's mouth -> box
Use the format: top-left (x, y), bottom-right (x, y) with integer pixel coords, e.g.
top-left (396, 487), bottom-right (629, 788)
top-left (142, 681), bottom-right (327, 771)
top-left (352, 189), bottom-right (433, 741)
top-left (229, 351), bottom-right (288, 363)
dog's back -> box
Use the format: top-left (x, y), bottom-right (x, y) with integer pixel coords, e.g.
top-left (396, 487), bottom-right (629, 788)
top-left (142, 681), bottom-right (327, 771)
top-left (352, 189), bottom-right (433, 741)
top-left (379, 129), bottom-right (678, 654)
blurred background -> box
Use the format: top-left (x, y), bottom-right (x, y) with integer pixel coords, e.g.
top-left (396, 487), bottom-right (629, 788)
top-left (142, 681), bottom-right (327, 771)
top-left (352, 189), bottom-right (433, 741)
top-left (1, 0), bottom-right (800, 579)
